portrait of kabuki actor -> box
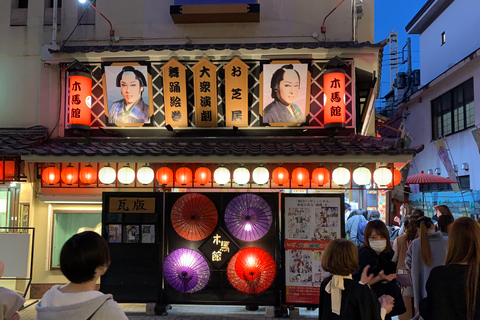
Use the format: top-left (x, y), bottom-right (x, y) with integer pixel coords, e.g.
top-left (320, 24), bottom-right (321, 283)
top-left (263, 64), bottom-right (306, 124)
top-left (108, 66), bottom-right (150, 124)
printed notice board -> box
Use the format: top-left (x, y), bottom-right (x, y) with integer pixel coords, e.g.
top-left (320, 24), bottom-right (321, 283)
top-left (282, 194), bottom-right (344, 305)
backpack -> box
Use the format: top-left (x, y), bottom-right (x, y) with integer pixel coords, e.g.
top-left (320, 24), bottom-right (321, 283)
top-left (357, 221), bottom-right (367, 244)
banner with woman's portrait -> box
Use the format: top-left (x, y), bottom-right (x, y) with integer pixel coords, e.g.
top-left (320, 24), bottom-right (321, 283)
top-left (261, 63), bottom-right (309, 125)
top-left (103, 63), bottom-right (154, 126)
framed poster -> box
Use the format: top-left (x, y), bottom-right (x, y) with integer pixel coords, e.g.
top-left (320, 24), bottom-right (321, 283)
top-left (282, 193), bottom-right (344, 305)
top-left (103, 63), bottom-right (154, 126)
top-left (261, 62), bottom-right (310, 126)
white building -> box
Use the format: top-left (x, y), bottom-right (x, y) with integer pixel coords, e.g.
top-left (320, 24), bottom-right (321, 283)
top-left (400, 0), bottom-right (480, 217)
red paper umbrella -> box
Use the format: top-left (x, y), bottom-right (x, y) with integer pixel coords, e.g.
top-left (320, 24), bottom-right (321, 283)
top-left (405, 171), bottom-right (457, 185)
top-left (227, 247), bottom-right (276, 294)
top-left (171, 193), bottom-right (218, 241)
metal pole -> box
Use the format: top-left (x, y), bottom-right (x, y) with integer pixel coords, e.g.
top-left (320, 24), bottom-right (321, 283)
top-left (51, 0), bottom-right (58, 49)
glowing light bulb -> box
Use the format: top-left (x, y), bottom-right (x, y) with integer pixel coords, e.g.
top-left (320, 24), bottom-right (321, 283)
top-left (244, 223), bottom-right (252, 231)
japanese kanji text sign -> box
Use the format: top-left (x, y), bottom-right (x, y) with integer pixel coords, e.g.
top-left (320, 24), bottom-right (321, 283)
top-left (108, 197), bottom-right (156, 213)
top-left (323, 68), bottom-right (346, 128)
top-left (161, 58), bottom-right (189, 127)
top-left (68, 71), bottom-right (92, 129)
top-left (193, 58), bottom-right (218, 127)
top-left (224, 57), bottom-right (249, 127)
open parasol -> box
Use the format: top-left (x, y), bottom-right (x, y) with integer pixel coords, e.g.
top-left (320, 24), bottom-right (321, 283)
top-left (171, 193), bottom-right (218, 241)
top-left (163, 248), bottom-right (210, 293)
top-left (405, 171), bottom-right (457, 209)
top-left (224, 194), bottom-right (273, 242)
top-left (227, 247), bottom-right (276, 294)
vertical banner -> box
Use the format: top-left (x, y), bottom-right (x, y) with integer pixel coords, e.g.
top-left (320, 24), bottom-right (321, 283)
top-left (193, 58), bottom-right (218, 127)
top-left (434, 139), bottom-right (460, 193)
top-left (283, 194), bottom-right (343, 305)
top-left (161, 58), bottom-right (189, 127)
top-left (68, 71), bottom-right (92, 129)
top-left (323, 69), bottom-right (346, 129)
top-left (224, 57), bottom-right (249, 127)
top-left (471, 128), bottom-right (480, 154)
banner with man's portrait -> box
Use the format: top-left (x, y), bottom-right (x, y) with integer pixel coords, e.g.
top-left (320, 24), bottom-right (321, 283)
top-left (103, 63), bottom-right (154, 126)
top-left (261, 63), bottom-right (310, 125)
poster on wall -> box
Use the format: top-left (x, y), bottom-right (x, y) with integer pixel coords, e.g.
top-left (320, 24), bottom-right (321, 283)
top-left (261, 62), bottom-right (310, 125)
top-left (282, 194), bottom-right (344, 305)
top-left (103, 63), bottom-right (154, 126)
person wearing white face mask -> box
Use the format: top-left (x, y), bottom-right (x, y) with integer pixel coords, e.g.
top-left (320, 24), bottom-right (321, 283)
top-left (354, 220), bottom-right (406, 320)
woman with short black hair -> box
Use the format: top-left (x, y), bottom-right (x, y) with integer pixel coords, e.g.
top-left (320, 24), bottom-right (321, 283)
top-left (36, 231), bottom-right (127, 320)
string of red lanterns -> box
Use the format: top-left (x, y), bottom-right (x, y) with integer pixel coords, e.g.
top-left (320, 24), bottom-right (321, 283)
top-left (40, 163), bottom-right (403, 189)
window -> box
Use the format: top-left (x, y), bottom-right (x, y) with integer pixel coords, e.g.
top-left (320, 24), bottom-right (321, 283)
top-left (423, 175), bottom-right (470, 192)
top-left (441, 31), bottom-right (446, 45)
top-left (10, 0), bottom-right (28, 26)
top-left (431, 78), bottom-right (474, 140)
top-left (51, 211), bottom-right (101, 268)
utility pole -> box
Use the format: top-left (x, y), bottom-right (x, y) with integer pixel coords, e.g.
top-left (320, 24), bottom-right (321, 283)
top-left (389, 31), bottom-right (398, 90)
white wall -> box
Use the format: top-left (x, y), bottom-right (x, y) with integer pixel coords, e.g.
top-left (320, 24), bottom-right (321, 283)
top-left (419, 0), bottom-right (480, 84)
top-left (403, 55), bottom-right (480, 190)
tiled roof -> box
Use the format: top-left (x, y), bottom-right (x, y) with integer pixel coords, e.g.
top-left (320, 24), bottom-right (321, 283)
top-left (50, 41), bottom-right (384, 54)
top-left (0, 128), bottom-right (423, 163)
top-left (0, 127), bottom-right (48, 156)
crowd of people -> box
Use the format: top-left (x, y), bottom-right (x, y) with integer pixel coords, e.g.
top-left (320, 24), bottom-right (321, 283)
top-left (328, 204), bottom-right (480, 320)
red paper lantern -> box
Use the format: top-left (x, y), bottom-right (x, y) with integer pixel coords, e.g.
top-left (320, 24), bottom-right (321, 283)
top-left (42, 166), bottom-right (60, 185)
top-left (292, 167), bottom-right (309, 186)
top-left (323, 69), bottom-right (346, 128)
top-left (79, 165), bottom-right (97, 185)
top-left (195, 167), bottom-right (211, 185)
top-left (156, 167), bottom-right (173, 185)
top-left (272, 167), bottom-right (289, 186)
top-left (68, 72), bottom-right (92, 129)
top-left (0, 161), bottom-right (16, 181)
top-left (387, 169), bottom-right (402, 187)
top-left (176, 167), bottom-right (192, 185)
top-left (61, 165), bottom-right (78, 185)
top-left (312, 167), bottom-right (330, 186)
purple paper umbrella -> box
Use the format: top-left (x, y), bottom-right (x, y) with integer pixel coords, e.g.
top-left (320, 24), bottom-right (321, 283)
top-left (163, 248), bottom-right (210, 293)
top-left (225, 194), bottom-right (272, 241)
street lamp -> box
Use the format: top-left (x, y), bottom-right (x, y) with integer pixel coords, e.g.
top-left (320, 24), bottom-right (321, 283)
top-left (78, 0), bottom-right (115, 37)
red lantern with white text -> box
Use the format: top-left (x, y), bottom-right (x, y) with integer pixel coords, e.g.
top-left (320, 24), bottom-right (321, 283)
top-left (68, 71), bottom-right (92, 130)
top-left (79, 165), bottom-right (97, 185)
top-left (156, 167), bottom-right (173, 185)
top-left (292, 167), bottom-right (309, 186)
top-left (42, 166), bottom-right (60, 185)
top-left (61, 165), bottom-right (78, 185)
top-left (323, 69), bottom-right (346, 128)
top-left (176, 167), bottom-right (192, 185)
top-left (272, 167), bottom-right (289, 186)
top-left (312, 167), bottom-right (330, 186)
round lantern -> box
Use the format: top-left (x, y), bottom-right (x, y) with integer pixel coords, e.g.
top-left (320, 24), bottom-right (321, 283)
top-left (233, 167), bottom-right (250, 185)
top-left (137, 165), bottom-right (154, 185)
top-left (387, 169), bottom-right (402, 187)
top-left (156, 167), bottom-right (173, 185)
top-left (214, 166), bottom-right (230, 185)
top-left (312, 167), bottom-right (330, 186)
top-left (42, 166), bottom-right (60, 185)
top-left (272, 167), bottom-right (289, 186)
top-left (332, 166), bottom-right (350, 186)
top-left (373, 167), bottom-right (393, 187)
top-left (176, 167), bottom-right (192, 185)
top-left (292, 167), bottom-right (309, 186)
top-left (353, 167), bottom-right (371, 186)
top-left (118, 165), bottom-right (135, 185)
top-left (61, 165), bottom-right (78, 185)
top-left (252, 166), bottom-right (269, 185)
top-left (79, 165), bottom-right (97, 185)
top-left (98, 165), bottom-right (116, 185)
top-left (194, 167), bottom-right (211, 185)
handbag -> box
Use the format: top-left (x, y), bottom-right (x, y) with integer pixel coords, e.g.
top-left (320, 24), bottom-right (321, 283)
top-left (86, 297), bottom-right (111, 320)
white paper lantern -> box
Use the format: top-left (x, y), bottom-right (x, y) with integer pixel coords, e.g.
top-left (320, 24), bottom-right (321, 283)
top-left (332, 167), bottom-right (350, 186)
top-left (373, 167), bottom-right (393, 187)
top-left (233, 167), bottom-right (250, 185)
top-left (137, 166), bottom-right (154, 185)
top-left (252, 166), bottom-right (269, 185)
top-left (353, 167), bottom-right (371, 186)
top-left (214, 167), bottom-right (230, 185)
top-left (118, 166), bottom-right (135, 185)
top-left (98, 165), bottom-right (116, 185)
